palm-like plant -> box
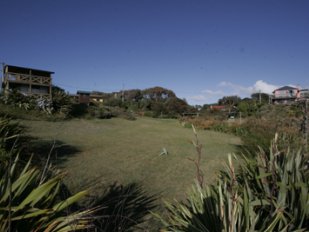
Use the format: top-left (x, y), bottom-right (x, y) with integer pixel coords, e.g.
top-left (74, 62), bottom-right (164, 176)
top-left (0, 117), bottom-right (23, 157)
top-left (159, 135), bottom-right (309, 231)
top-left (90, 182), bottom-right (157, 232)
top-left (0, 153), bottom-right (94, 232)
top-left (0, 116), bottom-right (94, 231)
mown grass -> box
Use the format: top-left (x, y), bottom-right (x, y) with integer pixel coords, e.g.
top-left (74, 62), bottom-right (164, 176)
top-left (21, 117), bottom-right (241, 202)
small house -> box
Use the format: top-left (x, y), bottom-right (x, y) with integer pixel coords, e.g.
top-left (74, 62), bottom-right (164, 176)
top-left (300, 89), bottom-right (309, 99)
top-left (76, 91), bottom-right (105, 105)
top-left (76, 90), bottom-right (91, 104)
top-left (272, 86), bottom-right (300, 104)
top-left (89, 91), bottom-right (104, 103)
top-left (210, 105), bottom-right (226, 111)
top-left (2, 64), bottom-right (53, 99)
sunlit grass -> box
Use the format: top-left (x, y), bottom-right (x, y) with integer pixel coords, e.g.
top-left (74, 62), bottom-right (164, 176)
top-left (22, 117), bottom-right (241, 201)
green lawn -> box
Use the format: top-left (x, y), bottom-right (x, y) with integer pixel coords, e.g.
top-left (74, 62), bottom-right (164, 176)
top-left (22, 117), bottom-right (241, 201)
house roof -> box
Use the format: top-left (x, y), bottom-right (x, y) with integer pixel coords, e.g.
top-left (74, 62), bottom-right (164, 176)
top-left (77, 90), bottom-right (91, 95)
top-left (273, 86), bottom-right (298, 93)
top-left (4, 64), bottom-right (54, 76)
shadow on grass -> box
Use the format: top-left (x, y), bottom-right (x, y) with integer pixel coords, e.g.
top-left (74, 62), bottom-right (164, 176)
top-left (234, 143), bottom-right (270, 158)
top-left (20, 135), bottom-right (80, 166)
top-left (89, 182), bottom-right (158, 232)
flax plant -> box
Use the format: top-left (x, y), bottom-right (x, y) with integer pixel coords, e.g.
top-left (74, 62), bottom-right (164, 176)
top-left (159, 134), bottom-right (309, 231)
top-left (0, 152), bottom-right (95, 232)
top-left (0, 116), bottom-right (95, 231)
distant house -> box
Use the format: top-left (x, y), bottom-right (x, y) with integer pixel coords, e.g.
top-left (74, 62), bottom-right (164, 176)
top-left (90, 92), bottom-right (105, 103)
top-left (76, 91), bottom-right (105, 105)
top-left (2, 64), bottom-right (53, 99)
top-left (272, 86), bottom-right (300, 104)
top-left (76, 91), bottom-right (91, 104)
top-left (299, 89), bottom-right (309, 99)
top-left (210, 105), bottom-right (226, 111)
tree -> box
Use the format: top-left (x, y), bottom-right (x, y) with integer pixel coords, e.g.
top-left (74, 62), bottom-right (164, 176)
top-left (218, 95), bottom-right (241, 113)
top-left (51, 85), bottom-right (72, 115)
top-left (251, 92), bottom-right (270, 104)
top-left (125, 89), bottom-right (143, 102)
top-left (238, 98), bottom-right (258, 116)
top-left (165, 97), bottom-right (191, 116)
top-left (142, 87), bottom-right (176, 101)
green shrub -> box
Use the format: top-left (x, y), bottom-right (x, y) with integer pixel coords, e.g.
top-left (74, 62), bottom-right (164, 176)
top-left (159, 135), bottom-right (309, 231)
top-left (0, 117), bottom-right (24, 159)
top-left (0, 153), bottom-right (94, 231)
top-left (69, 103), bottom-right (88, 117)
top-left (0, 116), bottom-right (94, 231)
top-left (89, 183), bottom-right (157, 231)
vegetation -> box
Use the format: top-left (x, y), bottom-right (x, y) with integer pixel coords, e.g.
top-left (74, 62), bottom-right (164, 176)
top-left (0, 86), bottom-right (195, 120)
top-left (0, 117), bottom-right (94, 231)
top-left (0, 154), bottom-right (94, 231)
top-left (0, 117), bottom-right (158, 231)
top-left (1, 86), bottom-right (309, 231)
top-left (0, 86), bottom-right (73, 120)
top-left (88, 183), bottom-right (157, 231)
top-left (101, 86), bottom-right (195, 118)
top-left (186, 93), bottom-right (307, 154)
top-left (159, 135), bottom-right (309, 231)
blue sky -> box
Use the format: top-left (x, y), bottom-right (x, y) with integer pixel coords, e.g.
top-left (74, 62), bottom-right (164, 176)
top-left (1, 0), bottom-right (309, 104)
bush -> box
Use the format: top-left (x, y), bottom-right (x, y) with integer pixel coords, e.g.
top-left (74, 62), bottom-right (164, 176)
top-left (190, 107), bottom-right (303, 154)
top-left (0, 116), bottom-right (94, 231)
top-left (69, 103), bottom-right (89, 117)
top-left (89, 183), bottom-right (157, 231)
top-left (0, 153), bottom-right (94, 231)
top-left (159, 135), bottom-right (309, 231)
top-left (0, 117), bottom-right (24, 159)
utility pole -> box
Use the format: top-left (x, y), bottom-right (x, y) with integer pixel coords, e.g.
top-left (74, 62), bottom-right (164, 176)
top-left (239, 111), bottom-right (242, 124)
top-left (0, 63), bottom-right (5, 94)
top-left (305, 99), bottom-right (308, 153)
top-left (121, 83), bottom-right (125, 103)
top-left (301, 99), bottom-right (308, 153)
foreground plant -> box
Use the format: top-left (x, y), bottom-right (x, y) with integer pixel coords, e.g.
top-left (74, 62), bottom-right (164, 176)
top-left (1, 117), bottom-right (94, 231)
top-left (0, 152), bottom-right (95, 232)
top-left (89, 182), bottom-right (157, 232)
top-left (0, 117), bottom-right (24, 158)
top-left (159, 134), bottom-right (309, 231)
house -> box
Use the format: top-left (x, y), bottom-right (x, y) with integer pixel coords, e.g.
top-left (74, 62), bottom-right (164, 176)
top-left (299, 89), bottom-right (309, 99)
top-left (210, 105), bottom-right (226, 111)
top-left (89, 91), bottom-right (105, 103)
top-left (76, 90), bottom-right (91, 104)
top-left (76, 91), bottom-right (105, 105)
top-left (272, 86), bottom-right (300, 104)
top-left (2, 64), bottom-right (53, 99)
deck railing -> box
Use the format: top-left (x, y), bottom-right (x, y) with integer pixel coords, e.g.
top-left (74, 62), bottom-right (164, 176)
top-left (5, 72), bottom-right (51, 86)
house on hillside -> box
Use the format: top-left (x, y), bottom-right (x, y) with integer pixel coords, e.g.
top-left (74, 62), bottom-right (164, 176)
top-left (76, 91), bottom-right (91, 104)
top-left (272, 86), bottom-right (300, 104)
top-left (210, 105), bottom-right (226, 111)
top-left (300, 89), bottom-right (309, 99)
top-left (2, 64), bottom-right (53, 99)
top-left (76, 91), bottom-right (105, 105)
top-left (90, 92), bottom-right (105, 103)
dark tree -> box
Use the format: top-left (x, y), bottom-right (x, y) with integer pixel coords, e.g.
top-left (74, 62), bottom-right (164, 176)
top-left (218, 95), bottom-right (241, 113)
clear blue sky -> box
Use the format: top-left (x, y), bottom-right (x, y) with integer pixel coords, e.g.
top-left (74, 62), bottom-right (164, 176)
top-left (1, 0), bottom-right (309, 104)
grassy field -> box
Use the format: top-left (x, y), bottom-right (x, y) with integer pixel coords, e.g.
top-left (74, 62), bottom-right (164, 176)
top-left (21, 117), bottom-right (241, 201)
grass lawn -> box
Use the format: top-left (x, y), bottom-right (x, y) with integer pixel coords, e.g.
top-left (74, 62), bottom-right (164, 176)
top-left (22, 117), bottom-right (241, 201)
